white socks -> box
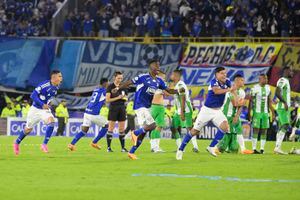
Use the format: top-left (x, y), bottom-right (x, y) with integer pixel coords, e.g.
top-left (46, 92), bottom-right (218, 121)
top-left (252, 138), bottom-right (257, 150)
top-left (237, 135), bottom-right (245, 151)
top-left (260, 139), bottom-right (266, 150)
top-left (275, 130), bottom-right (285, 149)
top-left (176, 138), bottom-right (182, 149)
top-left (191, 136), bottom-right (198, 149)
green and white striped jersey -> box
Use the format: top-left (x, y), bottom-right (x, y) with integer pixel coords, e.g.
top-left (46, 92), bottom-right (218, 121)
top-left (250, 84), bottom-right (271, 114)
top-left (276, 77), bottom-right (291, 110)
top-left (174, 80), bottom-right (193, 114)
top-left (222, 88), bottom-right (245, 117)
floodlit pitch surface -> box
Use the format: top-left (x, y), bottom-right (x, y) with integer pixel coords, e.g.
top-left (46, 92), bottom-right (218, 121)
top-left (0, 136), bottom-right (299, 200)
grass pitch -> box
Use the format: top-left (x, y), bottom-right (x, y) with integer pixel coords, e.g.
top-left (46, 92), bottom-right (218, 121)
top-left (0, 136), bottom-right (299, 200)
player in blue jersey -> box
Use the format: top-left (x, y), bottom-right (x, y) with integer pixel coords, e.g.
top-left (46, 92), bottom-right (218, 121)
top-left (113, 59), bottom-right (183, 160)
top-left (13, 70), bottom-right (63, 155)
top-left (68, 78), bottom-right (109, 151)
top-left (176, 66), bottom-right (237, 160)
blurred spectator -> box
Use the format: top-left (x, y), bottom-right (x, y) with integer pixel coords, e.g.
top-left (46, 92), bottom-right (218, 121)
top-left (55, 100), bottom-right (69, 136)
top-left (21, 100), bottom-right (30, 118)
top-left (83, 13), bottom-right (94, 37)
top-left (135, 11), bottom-right (145, 36)
top-left (97, 11), bottom-right (110, 37)
top-left (145, 10), bottom-right (158, 37)
top-left (109, 12), bottom-right (121, 37)
top-left (190, 15), bottom-right (202, 37)
top-left (1, 102), bottom-right (16, 118)
top-left (63, 13), bottom-right (73, 37)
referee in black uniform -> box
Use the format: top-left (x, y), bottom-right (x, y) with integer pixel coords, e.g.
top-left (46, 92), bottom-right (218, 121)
top-left (106, 71), bottom-right (128, 152)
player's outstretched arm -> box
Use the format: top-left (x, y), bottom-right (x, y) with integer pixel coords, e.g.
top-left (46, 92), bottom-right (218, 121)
top-left (248, 95), bottom-right (253, 121)
top-left (112, 80), bottom-right (133, 93)
top-left (164, 87), bottom-right (180, 95)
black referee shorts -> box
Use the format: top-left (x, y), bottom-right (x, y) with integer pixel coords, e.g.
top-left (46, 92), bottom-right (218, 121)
top-left (108, 105), bottom-right (127, 121)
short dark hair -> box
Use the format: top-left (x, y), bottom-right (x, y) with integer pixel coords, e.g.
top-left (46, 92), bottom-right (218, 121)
top-left (50, 70), bottom-right (61, 76)
top-left (114, 71), bottom-right (123, 77)
top-left (233, 74), bottom-right (244, 80)
top-left (148, 59), bottom-right (158, 65)
top-left (259, 73), bottom-right (267, 77)
top-left (282, 66), bottom-right (291, 72)
top-left (214, 66), bottom-right (225, 74)
top-left (100, 78), bottom-right (108, 85)
top-left (173, 69), bottom-right (182, 76)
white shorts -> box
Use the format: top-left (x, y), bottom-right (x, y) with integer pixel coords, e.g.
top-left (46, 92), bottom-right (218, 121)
top-left (135, 107), bottom-right (155, 127)
top-left (26, 106), bottom-right (54, 129)
top-left (82, 113), bottom-right (107, 127)
top-left (193, 106), bottom-right (227, 131)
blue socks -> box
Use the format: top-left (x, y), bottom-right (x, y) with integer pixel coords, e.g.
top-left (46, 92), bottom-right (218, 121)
top-left (209, 130), bottom-right (225, 147)
top-left (92, 127), bottom-right (108, 144)
top-left (71, 131), bottom-right (86, 145)
top-left (134, 128), bottom-right (146, 136)
top-left (129, 139), bottom-right (142, 154)
top-left (43, 123), bottom-right (54, 145)
top-left (179, 132), bottom-right (193, 151)
top-left (15, 131), bottom-right (27, 144)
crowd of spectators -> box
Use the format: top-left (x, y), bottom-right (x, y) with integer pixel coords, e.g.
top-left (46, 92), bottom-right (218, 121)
top-left (63, 0), bottom-right (300, 38)
top-left (0, 0), bottom-right (64, 37)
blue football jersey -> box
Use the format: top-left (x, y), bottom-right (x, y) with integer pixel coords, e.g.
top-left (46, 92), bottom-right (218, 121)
top-left (131, 73), bottom-right (167, 109)
top-left (31, 80), bottom-right (59, 109)
top-left (85, 87), bottom-right (106, 115)
top-left (204, 78), bottom-right (231, 108)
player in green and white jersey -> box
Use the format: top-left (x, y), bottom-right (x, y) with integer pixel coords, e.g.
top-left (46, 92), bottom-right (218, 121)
top-left (217, 74), bottom-right (253, 154)
top-left (248, 74), bottom-right (275, 154)
top-left (170, 69), bottom-right (199, 152)
top-left (274, 67), bottom-right (293, 154)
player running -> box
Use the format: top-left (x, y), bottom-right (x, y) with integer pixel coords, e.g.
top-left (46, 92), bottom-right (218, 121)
top-left (112, 59), bottom-right (182, 160)
top-left (13, 70), bottom-right (63, 155)
top-left (274, 67), bottom-right (293, 154)
top-left (68, 78), bottom-right (109, 151)
top-left (176, 66), bottom-right (237, 160)
top-left (170, 69), bottom-right (199, 152)
top-left (215, 74), bottom-right (252, 154)
top-left (248, 74), bottom-right (275, 154)
top-left (150, 71), bottom-right (168, 153)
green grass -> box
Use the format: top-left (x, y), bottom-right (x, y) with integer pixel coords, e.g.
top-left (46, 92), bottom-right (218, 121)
top-left (0, 136), bottom-right (300, 200)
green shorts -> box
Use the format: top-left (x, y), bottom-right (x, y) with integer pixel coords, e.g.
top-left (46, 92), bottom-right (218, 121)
top-left (252, 112), bottom-right (270, 129)
top-left (227, 116), bottom-right (243, 135)
top-left (276, 109), bottom-right (291, 127)
top-left (172, 112), bottom-right (193, 128)
top-left (151, 104), bottom-right (165, 127)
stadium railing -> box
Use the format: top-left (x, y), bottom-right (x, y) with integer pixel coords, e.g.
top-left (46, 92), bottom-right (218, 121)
top-left (29, 36), bottom-right (300, 44)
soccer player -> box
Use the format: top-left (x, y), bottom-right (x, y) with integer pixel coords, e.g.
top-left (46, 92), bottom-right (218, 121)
top-left (68, 78), bottom-right (109, 151)
top-left (150, 71), bottom-right (167, 153)
top-left (248, 74), bottom-right (275, 154)
top-left (13, 70), bottom-right (63, 155)
top-left (106, 71), bottom-right (128, 152)
top-left (170, 69), bottom-right (199, 152)
top-left (216, 74), bottom-right (252, 154)
top-left (176, 66), bottom-right (236, 160)
top-left (274, 67), bottom-right (293, 154)
top-left (112, 59), bottom-right (182, 160)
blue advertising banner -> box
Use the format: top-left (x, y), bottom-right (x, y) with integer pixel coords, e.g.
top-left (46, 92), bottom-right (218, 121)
top-left (74, 41), bottom-right (182, 92)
